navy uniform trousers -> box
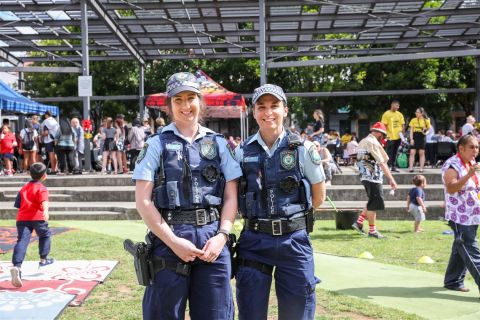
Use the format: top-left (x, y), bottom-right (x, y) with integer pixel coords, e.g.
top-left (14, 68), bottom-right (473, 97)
top-left (236, 229), bottom-right (320, 320)
top-left (143, 221), bottom-right (233, 320)
top-left (444, 220), bottom-right (480, 290)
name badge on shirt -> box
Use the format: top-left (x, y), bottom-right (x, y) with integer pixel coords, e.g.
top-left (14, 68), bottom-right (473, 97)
top-left (244, 156), bottom-right (259, 163)
top-left (166, 142), bottom-right (183, 151)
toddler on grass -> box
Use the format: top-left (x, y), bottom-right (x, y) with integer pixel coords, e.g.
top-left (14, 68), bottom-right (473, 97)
top-left (10, 162), bottom-right (54, 288)
top-left (406, 174), bottom-right (427, 233)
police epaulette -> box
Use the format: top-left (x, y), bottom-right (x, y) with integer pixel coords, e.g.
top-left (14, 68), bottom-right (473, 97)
top-left (287, 132), bottom-right (302, 150)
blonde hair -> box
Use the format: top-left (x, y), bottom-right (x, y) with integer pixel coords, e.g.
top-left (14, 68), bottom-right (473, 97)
top-left (314, 109), bottom-right (324, 122)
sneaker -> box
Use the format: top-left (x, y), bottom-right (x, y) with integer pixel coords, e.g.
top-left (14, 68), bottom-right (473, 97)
top-left (39, 258), bottom-right (55, 267)
top-left (391, 168), bottom-right (400, 173)
top-left (352, 222), bottom-right (365, 234)
top-left (10, 267), bottom-right (23, 288)
top-left (368, 231), bottom-right (386, 239)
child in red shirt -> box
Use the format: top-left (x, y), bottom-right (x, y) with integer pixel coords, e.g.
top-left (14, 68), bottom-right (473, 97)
top-left (0, 125), bottom-right (17, 176)
top-left (10, 162), bottom-right (54, 288)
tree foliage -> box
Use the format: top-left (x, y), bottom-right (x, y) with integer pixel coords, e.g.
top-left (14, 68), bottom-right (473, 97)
top-left (26, 54), bottom-right (476, 132)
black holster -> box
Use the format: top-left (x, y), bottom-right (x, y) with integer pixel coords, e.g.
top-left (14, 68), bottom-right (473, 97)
top-left (228, 233), bottom-right (238, 279)
top-left (123, 239), bottom-right (152, 286)
top-left (306, 209), bottom-right (315, 233)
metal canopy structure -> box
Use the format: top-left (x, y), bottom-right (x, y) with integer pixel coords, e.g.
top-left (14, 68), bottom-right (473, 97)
top-left (0, 0), bottom-right (480, 67)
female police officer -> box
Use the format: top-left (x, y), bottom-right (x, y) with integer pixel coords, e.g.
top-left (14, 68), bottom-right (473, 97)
top-left (133, 72), bottom-right (242, 319)
top-left (235, 84), bottom-right (326, 320)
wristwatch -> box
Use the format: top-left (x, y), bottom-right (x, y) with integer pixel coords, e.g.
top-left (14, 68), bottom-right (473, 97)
top-left (216, 228), bottom-right (230, 242)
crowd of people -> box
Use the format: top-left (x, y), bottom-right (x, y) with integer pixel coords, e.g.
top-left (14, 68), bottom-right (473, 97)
top-left (0, 111), bottom-right (170, 176)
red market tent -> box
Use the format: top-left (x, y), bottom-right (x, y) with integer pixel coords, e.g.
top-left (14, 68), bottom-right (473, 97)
top-left (145, 70), bottom-right (246, 119)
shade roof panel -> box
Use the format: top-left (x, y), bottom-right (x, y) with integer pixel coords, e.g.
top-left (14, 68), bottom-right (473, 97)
top-left (0, 0), bottom-right (479, 65)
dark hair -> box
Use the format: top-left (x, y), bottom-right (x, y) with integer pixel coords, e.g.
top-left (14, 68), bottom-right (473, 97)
top-left (24, 119), bottom-right (33, 130)
top-left (416, 107), bottom-right (429, 120)
top-left (412, 175), bottom-right (425, 187)
top-left (30, 162), bottom-right (47, 181)
top-left (45, 110), bottom-right (52, 117)
top-left (132, 118), bottom-right (142, 127)
top-left (391, 99), bottom-right (400, 104)
top-left (59, 117), bottom-right (73, 135)
top-left (457, 133), bottom-right (477, 148)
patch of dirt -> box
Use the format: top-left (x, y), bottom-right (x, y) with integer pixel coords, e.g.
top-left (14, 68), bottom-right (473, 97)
top-left (118, 285), bottom-right (131, 293)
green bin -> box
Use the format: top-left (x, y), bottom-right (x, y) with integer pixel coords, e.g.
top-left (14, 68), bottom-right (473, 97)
top-left (335, 210), bottom-right (360, 230)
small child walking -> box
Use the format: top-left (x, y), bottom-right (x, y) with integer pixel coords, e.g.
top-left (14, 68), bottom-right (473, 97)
top-left (10, 162), bottom-right (54, 288)
top-left (406, 175), bottom-right (427, 233)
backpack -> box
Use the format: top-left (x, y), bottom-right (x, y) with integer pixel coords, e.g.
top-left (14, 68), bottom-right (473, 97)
top-left (22, 129), bottom-right (35, 151)
top-left (396, 153), bottom-right (408, 168)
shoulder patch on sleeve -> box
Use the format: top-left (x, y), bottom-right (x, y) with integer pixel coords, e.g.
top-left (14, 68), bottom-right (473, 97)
top-left (226, 143), bottom-right (235, 158)
top-left (308, 145), bottom-right (322, 165)
top-left (136, 143), bottom-right (149, 164)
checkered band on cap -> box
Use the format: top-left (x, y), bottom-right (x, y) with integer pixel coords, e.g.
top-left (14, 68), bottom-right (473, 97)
top-left (252, 84), bottom-right (287, 105)
top-left (166, 72), bottom-right (200, 98)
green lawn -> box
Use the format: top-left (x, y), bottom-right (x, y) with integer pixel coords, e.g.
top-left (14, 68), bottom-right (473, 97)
top-left (1, 219), bottom-right (456, 319)
top-left (312, 219), bottom-right (455, 276)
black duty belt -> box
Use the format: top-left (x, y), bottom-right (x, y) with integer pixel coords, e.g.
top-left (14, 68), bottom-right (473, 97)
top-left (152, 256), bottom-right (191, 277)
top-left (244, 215), bottom-right (307, 236)
top-left (237, 257), bottom-right (273, 275)
top-left (161, 208), bottom-right (219, 226)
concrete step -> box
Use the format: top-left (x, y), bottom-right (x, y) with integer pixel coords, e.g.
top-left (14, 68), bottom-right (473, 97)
top-left (326, 184), bottom-right (445, 201)
top-left (0, 202), bottom-right (139, 220)
top-left (0, 174), bottom-right (134, 187)
top-left (0, 186), bottom-right (135, 202)
top-left (316, 200), bottom-right (445, 220)
top-left (49, 211), bottom-right (131, 220)
top-left (332, 172), bottom-right (444, 185)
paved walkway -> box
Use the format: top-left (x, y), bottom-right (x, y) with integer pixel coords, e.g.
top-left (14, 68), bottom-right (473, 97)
top-left (316, 253), bottom-right (479, 320)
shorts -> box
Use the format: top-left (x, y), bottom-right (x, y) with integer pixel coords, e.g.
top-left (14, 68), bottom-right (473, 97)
top-left (412, 132), bottom-right (426, 150)
top-left (409, 204), bottom-right (425, 221)
top-left (44, 142), bottom-right (55, 153)
top-left (1, 153), bottom-right (14, 160)
top-left (362, 180), bottom-right (385, 211)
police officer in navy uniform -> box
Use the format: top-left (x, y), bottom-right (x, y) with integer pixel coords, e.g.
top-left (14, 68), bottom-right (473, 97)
top-left (234, 84), bottom-right (326, 320)
top-left (133, 72), bottom-right (242, 320)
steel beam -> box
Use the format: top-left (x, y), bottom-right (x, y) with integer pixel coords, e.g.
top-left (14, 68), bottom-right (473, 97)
top-left (259, 0), bottom-right (267, 85)
top-left (81, 0), bottom-right (92, 171)
top-left (0, 66), bottom-right (81, 73)
top-left (139, 64), bottom-right (145, 119)
top-left (476, 56), bottom-right (480, 120)
top-left (87, 0), bottom-right (145, 65)
top-left (0, 48), bottom-right (22, 66)
top-left (268, 49), bottom-right (480, 68)
top-left (34, 95), bottom-right (139, 103)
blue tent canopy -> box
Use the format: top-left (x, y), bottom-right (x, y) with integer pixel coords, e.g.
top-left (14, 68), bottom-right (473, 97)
top-left (0, 80), bottom-right (58, 116)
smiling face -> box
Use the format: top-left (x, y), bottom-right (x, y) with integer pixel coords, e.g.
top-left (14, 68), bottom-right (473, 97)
top-left (253, 94), bottom-right (288, 133)
top-left (170, 91), bottom-right (201, 126)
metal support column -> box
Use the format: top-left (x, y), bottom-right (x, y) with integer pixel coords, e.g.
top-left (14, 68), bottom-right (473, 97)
top-left (18, 72), bottom-right (25, 130)
top-left (476, 56), bottom-right (480, 120)
top-left (139, 64), bottom-right (145, 119)
top-left (259, 0), bottom-right (267, 85)
top-left (80, 0), bottom-right (92, 171)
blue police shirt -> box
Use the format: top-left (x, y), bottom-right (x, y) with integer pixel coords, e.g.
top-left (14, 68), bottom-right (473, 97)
top-left (132, 123), bottom-right (242, 183)
top-left (234, 129), bottom-right (325, 185)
